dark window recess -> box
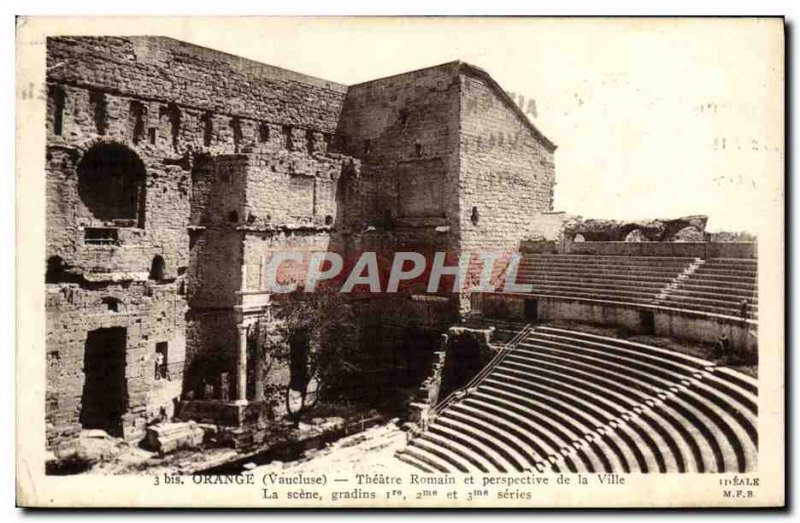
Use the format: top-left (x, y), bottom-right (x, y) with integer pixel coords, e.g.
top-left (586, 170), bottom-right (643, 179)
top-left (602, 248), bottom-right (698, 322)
top-left (363, 139), bottom-right (371, 156)
top-left (49, 84), bottom-right (66, 136)
top-left (259, 123), bottom-right (270, 143)
top-left (231, 117), bottom-right (242, 152)
top-left (306, 130), bottom-right (315, 154)
top-left (129, 101), bottom-right (146, 145)
top-left (84, 227), bottom-right (119, 245)
top-left (155, 342), bottom-right (169, 380)
top-left (149, 255), bottom-right (166, 281)
top-left (228, 210), bottom-right (239, 223)
top-left (640, 310), bottom-right (655, 335)
top-left (398, 108), bottom-right (409, 126)
top-left (202, 112), bottom-right (213, 147)
top-left (324, 215), bottom-right (333, 226)
top-left (524, 299), bottom-right (539, 321)
top-left (167, 104), bottom-right (181, 150)
top-left (282, 125), bottom-right (292, 149)
top-left (415, 143), bottom-right (422, 157)
top-left (148, 127), bottom-right (157, 145)
top-left (89, 91), bottom-right (108, 135)
top-left (102, 297), bottom-right (122, 312)
top-left (323, 134), bottom-right (332, 151)
top-left (470, 206), bottom-right (480, 225)
top-left (46, 256), bottom-right (65, 284)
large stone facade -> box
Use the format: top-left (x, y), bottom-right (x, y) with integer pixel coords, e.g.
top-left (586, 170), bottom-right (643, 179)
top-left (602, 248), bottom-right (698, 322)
top-left (45, 36), bottom-right (556, 447)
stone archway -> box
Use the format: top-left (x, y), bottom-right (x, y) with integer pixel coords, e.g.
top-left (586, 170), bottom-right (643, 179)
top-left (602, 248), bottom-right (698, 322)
top-left (77, 142), bottom-right (146, 228)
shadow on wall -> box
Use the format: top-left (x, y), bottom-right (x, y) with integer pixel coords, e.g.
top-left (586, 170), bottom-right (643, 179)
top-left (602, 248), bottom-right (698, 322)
top-left (77, 143), bottom-right (147, 228)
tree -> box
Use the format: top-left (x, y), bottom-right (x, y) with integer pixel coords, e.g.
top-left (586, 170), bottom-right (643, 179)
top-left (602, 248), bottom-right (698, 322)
top-left (272, 287), bottom-right (359, 426)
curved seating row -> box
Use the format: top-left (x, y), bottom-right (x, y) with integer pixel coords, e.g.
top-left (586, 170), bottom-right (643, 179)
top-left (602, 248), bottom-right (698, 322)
top-left (660, 258), bottom-right (758, 319)
top-left (514, 254), bottom-right (691, 307)
top-left (509, 254), bottom-right (758, 322)
top-left (397, 325), bottom-right (757, 474)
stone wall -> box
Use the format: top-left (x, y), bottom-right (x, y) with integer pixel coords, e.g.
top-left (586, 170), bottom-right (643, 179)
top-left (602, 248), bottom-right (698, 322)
top-left (478, 292), bottom-right (758, 358)
top-left (565, 240), bottom-right (757, 259)
top-left (45, 282), bottom-right (186, 445)
top-left (184, 309), bottom-right (238, 400)
top-left (458, 66), bottom-right (556, 255)
top-left (187, 228), bottom-right (243, 309)
top-left (44, 37), bottom-right (563, 445)
top-left (47, 36), bottom-right (347, 135)
top-left (336, 62), bottom-right (462, 246)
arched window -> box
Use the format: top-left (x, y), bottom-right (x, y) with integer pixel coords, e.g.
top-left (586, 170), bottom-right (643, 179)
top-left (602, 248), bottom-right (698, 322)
top-left (101, 297), bottom-right (124, 312)
top-left (77, 143), bottom-right (146, 227)
top-left (149, 255), bottom-right (166, 282)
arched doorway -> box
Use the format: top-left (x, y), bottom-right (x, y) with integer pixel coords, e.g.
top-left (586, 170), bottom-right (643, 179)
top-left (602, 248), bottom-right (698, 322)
top-left (77, 143), bottom-right (146, 228)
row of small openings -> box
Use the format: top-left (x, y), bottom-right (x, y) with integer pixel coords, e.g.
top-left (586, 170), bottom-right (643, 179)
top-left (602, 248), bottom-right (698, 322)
top-left (84, 227), bottom-right (119, 245)
top-left (46, 252), bottom-right (166, 284)
top-left (50, 86), bottom-right (330, 154)
top-left (129, 101), bottom-right (182, 148)
top-left (48, 87), bottom-right (183, 148)
top-left (48, 87), bottom-right (341, 155)
top-left (49, 86), bottom-right (328, 155)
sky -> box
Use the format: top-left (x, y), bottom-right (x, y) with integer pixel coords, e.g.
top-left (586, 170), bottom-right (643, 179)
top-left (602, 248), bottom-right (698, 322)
top-left (43, 17), bottom-right (785, 233)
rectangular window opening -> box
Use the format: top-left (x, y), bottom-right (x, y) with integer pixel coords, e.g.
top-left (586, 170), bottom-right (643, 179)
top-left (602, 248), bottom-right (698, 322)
top-left (231, 117), bottom-right (242, 152)
top-left (306, 130), bottom-right (315, 154)
top-left (259, 123), bottom-right (270, 143)
top-left (202, 112), bottom-right (213, 147)
top-left (282, 125), bottom-right (292, 150)
top-left (155, 342), bottom-right (169, 380)
top-left (89, 91), bottom-right (108, 135)
top-left (50, 85), bottom-right (65, 136)
top-left (129, 101), bottom-right (145, 145)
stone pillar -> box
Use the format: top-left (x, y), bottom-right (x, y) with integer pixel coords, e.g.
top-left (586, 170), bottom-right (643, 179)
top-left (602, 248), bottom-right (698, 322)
top-left (236, 323), bottom-right (248, 404)
top-left (253, 342), bottom-right (264, 402)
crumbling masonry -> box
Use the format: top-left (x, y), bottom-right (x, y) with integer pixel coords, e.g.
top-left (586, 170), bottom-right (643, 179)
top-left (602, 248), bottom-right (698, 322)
top-left (45, 36), bottom-right (556, 446)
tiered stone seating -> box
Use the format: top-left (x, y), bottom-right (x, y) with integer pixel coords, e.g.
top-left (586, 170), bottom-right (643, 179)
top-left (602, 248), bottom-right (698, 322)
top-left (661, 258), bottom-right (758, 319)
top-left (397, 325), bottom-right (757, 473)
top-left (514, 254), bottom-right (694, 306)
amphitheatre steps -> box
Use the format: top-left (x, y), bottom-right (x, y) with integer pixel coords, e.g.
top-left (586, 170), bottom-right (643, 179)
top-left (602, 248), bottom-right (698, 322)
top-left (514, 287), bottom-right (657, 305)
top-left (661, 258), bottom-right (758, 318)
top-left (518, 275), bottom-right (670, 290)
top-left (517, 271), bottom-right (675, 287)
top-left (663, 292), bottom-right (758, 309)
top-left (510, 254), bottom-right (759, 320)
top-left (515, 254), bottom-right (684, 308)
top-left (517, 266), bottom-right (686, 280)
top-left (397, 325), bottom-right (757, 474)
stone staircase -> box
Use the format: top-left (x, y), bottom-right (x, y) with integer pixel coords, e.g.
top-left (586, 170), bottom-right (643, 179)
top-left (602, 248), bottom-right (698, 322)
top-left (659, 258), bottom-right (758, 319)
top-left (397, 325), bottom-right (758, 473)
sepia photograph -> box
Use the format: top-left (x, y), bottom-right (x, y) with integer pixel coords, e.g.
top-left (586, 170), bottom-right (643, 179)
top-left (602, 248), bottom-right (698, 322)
top-left (14, 15), bottom-right (785, 508)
